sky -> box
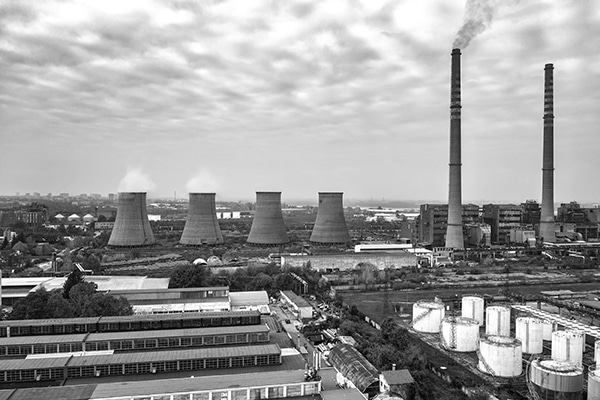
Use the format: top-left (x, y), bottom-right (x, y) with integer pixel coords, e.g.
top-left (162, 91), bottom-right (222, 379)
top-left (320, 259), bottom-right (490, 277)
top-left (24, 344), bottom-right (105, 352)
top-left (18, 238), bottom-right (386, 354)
top-left (0, 0), bottom-right (599, 204)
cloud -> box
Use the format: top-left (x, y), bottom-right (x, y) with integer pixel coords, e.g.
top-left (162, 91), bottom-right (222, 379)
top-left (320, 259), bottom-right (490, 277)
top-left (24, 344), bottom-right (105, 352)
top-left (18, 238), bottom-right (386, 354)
top-left (186, 168), bottom-right (220, 193)
top-left (117, 167), bottom-right (156, 192)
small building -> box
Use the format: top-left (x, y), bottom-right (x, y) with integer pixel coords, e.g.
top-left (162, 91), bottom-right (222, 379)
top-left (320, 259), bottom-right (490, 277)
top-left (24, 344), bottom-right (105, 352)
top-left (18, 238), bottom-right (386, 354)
top-left (329, 343), bottom-right (380, 396)
top-left (82, 213), bottom-right (95, 223)
top-left (379, 369), bottom-right (415, 400)
top-left (67, 213), bottom-right (81, 222)
top-left (230, 290), bottom-right (270, 314)
top-left (280, 290), bottom-right (313, 320)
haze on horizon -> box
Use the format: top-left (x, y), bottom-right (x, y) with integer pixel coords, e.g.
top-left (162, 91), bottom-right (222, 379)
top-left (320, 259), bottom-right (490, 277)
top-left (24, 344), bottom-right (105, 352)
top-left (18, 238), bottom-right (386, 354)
top-left (1, 0), bottom-right (598, 204)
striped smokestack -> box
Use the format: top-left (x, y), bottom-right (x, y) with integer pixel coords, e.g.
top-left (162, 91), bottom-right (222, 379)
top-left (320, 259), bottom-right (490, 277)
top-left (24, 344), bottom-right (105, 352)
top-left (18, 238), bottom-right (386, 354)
top-left (108, 192), bottom-right (156, 247)
top-left (247, 192), bottom-right (289, 246)
top-left (180, 193), bottom-right (224, 245)
top-left (445, 48), bottom-right (464, 249)
top-left (310, 192), bottom-right (350, 245)
top-left (539, 63), bottom-right (556, 242)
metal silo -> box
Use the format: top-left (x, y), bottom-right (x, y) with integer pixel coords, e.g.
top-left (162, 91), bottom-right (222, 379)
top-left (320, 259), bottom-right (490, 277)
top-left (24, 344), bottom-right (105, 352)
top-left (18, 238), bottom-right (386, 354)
top-left (412, 300), bottom-right (445, 333)
top-left (515, 317), bottom-right (543, 354)
top-left (180, 193), bottom-right (224, 245)
top-left (552, 330), bottom-right (584, 367)
top-left (108, 192), bottom-right (156, 247)
top-left (310, 192), bottom-right (350, 244)
top-left (461, 295), bottom-right (484, 326)
top-left (440, 316), bottom-right (479, 352)
top-left (485, 305), bottom-right (511, 337)
top-left (246, 192), bottom-right (289, 246)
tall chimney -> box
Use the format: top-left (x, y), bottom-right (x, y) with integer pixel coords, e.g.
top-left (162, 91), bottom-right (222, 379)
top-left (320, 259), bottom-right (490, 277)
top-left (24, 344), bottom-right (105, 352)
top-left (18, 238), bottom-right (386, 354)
top-left (445, 48), bottom-right (464, 249)
top-left (180, 193), bottom-right (224, 245)
top-left (539, 63), bottom-right (556, 242)
top-left (108, 192), bottom-right (156, 247)
top-left (247, 192), bottom-right (289, 246)
top-left (310, 192), bottom-right (350, 245)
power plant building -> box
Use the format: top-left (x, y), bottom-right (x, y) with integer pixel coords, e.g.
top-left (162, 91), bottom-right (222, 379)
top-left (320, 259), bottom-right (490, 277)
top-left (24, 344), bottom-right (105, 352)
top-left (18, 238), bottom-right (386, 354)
top-left (482, 204), bottom-right (522, 245)
top-left (180, 193), bottom-right (224, 245)
top-left (419, 203), bottom-right (479, 247)
top-left (247, 192), bottom-right (289, 246)
top-left (310, 192), bottom-right (350, 244)
top-left (108, 192), bottom-right (156, 247)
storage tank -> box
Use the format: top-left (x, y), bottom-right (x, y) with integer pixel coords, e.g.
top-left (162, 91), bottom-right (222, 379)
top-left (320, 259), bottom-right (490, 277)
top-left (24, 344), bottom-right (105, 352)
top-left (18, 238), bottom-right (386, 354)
top-left (478, 335), bottom-right (522, 377)
top-left (589, 366), bottom-right (600, 400)
top-left (461, 295), bottom-right (484, 326)
top-left (412, 301), bottom-right (445, 333)
top-left (246, 192), bottom-right (289, 246)
top-left (180, 193), bottom-right (224, 245)
top-left (440, 316), bottom-right (479, 352)
top-left (310, 192), bottom-right (350, 244)
top-left (542, 319), bottom-right (554, 341)
top-left (485, 306), bottom-right (511, 337)
top-left (552, 330), bottom-right (584, 367)
top-left (530, 360), bottom-right (583, 400)
top-left (108, 192), bottom-right (156, 247)
top-left (515, 317), bottom-right (543, 354)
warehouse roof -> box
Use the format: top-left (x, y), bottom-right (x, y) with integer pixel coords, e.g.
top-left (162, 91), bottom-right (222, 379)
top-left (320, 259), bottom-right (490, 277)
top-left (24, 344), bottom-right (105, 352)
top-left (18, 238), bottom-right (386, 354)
top-left (329, 343), bottom-right (379, 392)
top-left (281, 290), bottom-right (311, 308)
top-left (230, 291), bottom-right (269, 307)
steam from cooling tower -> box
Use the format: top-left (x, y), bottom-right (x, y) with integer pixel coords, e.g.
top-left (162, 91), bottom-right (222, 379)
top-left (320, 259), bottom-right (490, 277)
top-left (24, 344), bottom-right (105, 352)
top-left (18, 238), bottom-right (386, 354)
top-left (118, 167), bottom-right (156, 192)
top-left (453, 0), bottom-right (505, 49)
top-left (186, 168), bottom-right (220, 193)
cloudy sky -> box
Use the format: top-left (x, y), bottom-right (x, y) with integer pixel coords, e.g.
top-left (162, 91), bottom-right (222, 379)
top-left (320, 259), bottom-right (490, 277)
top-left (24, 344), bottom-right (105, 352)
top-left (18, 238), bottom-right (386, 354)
top-left (1, 0), bottom-right (598, 204)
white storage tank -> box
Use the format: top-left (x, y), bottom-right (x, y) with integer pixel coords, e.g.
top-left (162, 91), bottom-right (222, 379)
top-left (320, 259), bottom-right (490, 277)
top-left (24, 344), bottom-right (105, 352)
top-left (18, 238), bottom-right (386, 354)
top-left (552, 330), bottom-right (584, 367)
top-left (485, 305), bottom-right (511, 337)
top-left (542, 319), bottom-right (554, 341)
top-left (589, 366), bottom-right (600, 400)
top-left (412, 300), bottom-right (445, 333)
top-left (478, 334), bottom-right (522, 377)
top-left (440, 316), bottom-right (479, 352)
top-left (530, 360), bottom-right (583, 400)
top-left (515, 317), bottom-right (543, 354)
top-left (461, 295), bottom-right (484, 326)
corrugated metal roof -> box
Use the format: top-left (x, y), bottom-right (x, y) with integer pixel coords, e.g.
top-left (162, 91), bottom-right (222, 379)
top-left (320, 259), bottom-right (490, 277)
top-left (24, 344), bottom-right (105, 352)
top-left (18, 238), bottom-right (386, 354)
top-left (0, 317), bottom-right (101, 328)
top-left (86, 324), bottom-right (268, 342)
top-left (281, 290), bottom-right (312, 308)
top-left (0, 355), bottom-right (72, 370)
top-left (0, 333), bottom-right (88, 346)
top-left (329, 343), bottom-right (379, 392)
top-left (2, 385), bottom-right (97, 400)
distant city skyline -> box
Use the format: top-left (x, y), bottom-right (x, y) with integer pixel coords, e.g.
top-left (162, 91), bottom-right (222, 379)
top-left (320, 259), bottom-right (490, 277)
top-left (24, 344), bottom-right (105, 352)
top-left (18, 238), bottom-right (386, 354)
top-left (1, 1), bottom-right (599, 203)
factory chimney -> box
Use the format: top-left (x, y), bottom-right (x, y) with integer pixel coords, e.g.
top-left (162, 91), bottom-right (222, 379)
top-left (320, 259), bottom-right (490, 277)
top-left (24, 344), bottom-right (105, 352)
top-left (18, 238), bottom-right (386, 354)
top-left (310, 192), bottom-right (350, 245)
top-left (108, 192), bottom-right (156, 247)
top-left (246, 192), bottom-right (289, 246)
top-left (180, 193), bottom-right (223, 245)
top-left (539, 63), bottom-right (556, 242)
top-left (445, 48), bottom-right (464, 249)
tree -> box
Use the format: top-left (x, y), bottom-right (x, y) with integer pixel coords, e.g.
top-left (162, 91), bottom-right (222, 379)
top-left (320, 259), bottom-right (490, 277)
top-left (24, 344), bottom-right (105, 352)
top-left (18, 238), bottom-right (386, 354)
top-left (63, 269), bottom-right (85, 299)
top-left (169, 264), bottom-right (212, 288)
top-left (9, 288), bottom-right (53, 319)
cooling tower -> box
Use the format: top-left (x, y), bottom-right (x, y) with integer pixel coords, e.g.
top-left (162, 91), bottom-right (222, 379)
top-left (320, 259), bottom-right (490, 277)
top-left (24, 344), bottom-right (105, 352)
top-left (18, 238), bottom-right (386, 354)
top-left (445, 48), bottom-right (464, 249)
top-left (108, 192), bottom-right (156, 247)
top-left (180, 193), bottom-right (223, 245)
top-left (539, 63), bottom-right (556, 242)
top-left (310, 192), bottom-right (350, 244)
top-left (246, 192), bottom-right (289, 246)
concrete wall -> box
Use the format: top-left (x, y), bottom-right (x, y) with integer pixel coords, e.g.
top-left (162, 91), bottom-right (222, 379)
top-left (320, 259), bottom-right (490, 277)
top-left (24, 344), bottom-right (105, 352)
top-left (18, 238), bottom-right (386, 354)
top-left (282, 253), bottom-right (417, 271)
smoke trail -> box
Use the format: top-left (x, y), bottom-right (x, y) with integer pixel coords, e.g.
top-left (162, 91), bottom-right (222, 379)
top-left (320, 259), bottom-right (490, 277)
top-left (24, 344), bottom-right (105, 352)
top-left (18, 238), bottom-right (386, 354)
top-left (118, 167), bottom-right (156, 192)
top-left (186, 168), bottom-right (220, 193)
top-left (453, 0), bottom-right (498, 49)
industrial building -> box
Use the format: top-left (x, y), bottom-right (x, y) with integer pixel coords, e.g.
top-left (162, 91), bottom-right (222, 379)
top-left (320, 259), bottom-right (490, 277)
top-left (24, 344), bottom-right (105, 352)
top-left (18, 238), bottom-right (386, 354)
top-left (329, 343), bottom-right (380, 395)
top-left (418, 203), bottom-right (479, 247)
top-left (482, 204), bottom-right (522, 244)
top-left (280, 290), bottom-right (313, 320)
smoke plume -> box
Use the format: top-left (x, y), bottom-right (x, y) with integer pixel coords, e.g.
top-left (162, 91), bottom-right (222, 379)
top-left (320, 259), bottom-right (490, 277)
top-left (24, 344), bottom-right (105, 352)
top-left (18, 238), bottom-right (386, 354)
top-left (453, 0), bottom-right (498, 49)
top-left (117, 167), bottom-right (156, 192)
top-left (186, 168), bottom-right (220, 193)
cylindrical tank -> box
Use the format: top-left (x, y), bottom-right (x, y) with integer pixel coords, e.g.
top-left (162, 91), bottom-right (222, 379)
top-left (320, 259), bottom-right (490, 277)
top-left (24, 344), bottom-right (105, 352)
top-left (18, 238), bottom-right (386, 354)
top-left (478, 335), bottom-right (522, 377)
top-left (108, 192), bottom-right (156, 247)
top-left (310, 192), bottom-right (350, 244)
top-left (412, 301), bottom-right (445, 333)
top-left (552, 330), bottom-right (584, 367)
top-left (542, 319), bottom-right (554, 341)
top-left (589, 366), bottom-right (600, 400)
top-left (440, 316), bottom-right (479, 352)
top-left (461, 295), bottom-right (484, 326)
top-left (515, 317), bottom-right (544, 354)
top-left (530, 360), bottom-right (583, 400)
top-left (595, 339), bottom-right (600, 362)
top-left (246, 192), bottom-right (289, 245)
top-left (485, 305), bottom-right (511, 337)
top-left (180, 193), bottom-right (224, 245)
